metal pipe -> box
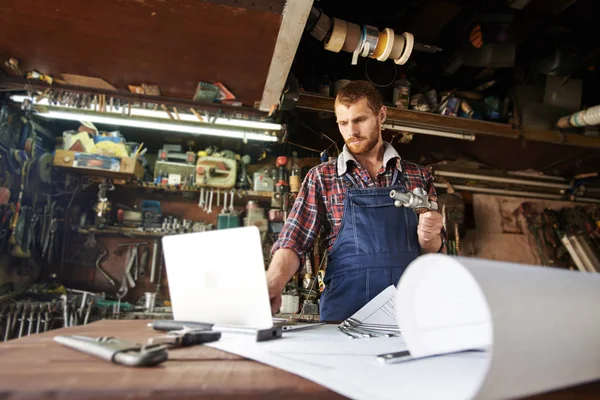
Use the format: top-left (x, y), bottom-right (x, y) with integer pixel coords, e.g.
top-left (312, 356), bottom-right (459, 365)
top-left (433, 183), bottom-right (600, 204)
top-left (434, 170), bottom-right (570, 190)
top-left (562, 235), bottom-right (589, 272)
top-left (569, 235), bottom-right (600, 273)
top-left (557, 105), bottom-right (600, 128)
top-left (382, 123), bottom-right (476, 141)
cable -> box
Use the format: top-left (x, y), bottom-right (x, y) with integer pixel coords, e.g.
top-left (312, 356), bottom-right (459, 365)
top-left (364, 58), bottom-right (397, 88)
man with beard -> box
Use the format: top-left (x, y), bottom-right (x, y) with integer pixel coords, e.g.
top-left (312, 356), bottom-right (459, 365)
top-left (266, 80), bottom-right (445, 321)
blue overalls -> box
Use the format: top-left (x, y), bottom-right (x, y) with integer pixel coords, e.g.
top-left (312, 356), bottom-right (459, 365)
top-left (319, 167), bottom-right (420, 321)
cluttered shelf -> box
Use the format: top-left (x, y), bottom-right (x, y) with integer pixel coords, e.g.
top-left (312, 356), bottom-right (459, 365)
top-left (138, 183), bottom-right (274, 199)
top-left (296, 92), bottom-right (600, 149)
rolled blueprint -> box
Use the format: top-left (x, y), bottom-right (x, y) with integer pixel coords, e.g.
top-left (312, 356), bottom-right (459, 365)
top-left (396, 254), bottom-right (600, 399)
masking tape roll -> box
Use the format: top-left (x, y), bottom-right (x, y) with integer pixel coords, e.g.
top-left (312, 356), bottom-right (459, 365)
top-left (324, 18), bottom-right (347, 53)
top-left (311, 11), bottom-right (332, 42)
top-left (377, 28), bottom-right (396, 61)
top-left (342, 22), bottom-right (361, 52)
top-left (395, 32), bottom-right (414, 65)
top-left (362, 25), bottom-right (379, 57)
top-left (389, 33), bottom-right (405, 60)
top-left (371, 31), bottom-right (387, 59)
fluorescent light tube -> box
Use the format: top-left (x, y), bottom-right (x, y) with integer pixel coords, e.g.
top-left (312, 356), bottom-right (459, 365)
top-left (10, 95), bottom-right (283, 131)
top-left (36, 109), bottom-right (279, 142)
top-left (382, 123), bottom-right (476, 141)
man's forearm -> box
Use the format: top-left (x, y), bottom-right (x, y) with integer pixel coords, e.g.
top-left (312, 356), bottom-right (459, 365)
top-left (266, 248), bottom-right (301, 291)
top-left (420, 234), bottom-right (443, 254)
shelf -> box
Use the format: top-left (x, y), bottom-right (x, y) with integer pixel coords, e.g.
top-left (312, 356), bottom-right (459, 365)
top-left (73, 226), bottom-right (166, 238)
top-left (138, 183), bottom-right (274, 199)
top-left (296, 93), bottom-right (600, 149)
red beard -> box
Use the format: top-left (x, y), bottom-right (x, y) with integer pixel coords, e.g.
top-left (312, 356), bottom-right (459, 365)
top-left (346, 135), bottom-right (378, 154)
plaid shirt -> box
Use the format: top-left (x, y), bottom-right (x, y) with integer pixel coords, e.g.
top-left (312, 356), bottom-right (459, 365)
top-left (272, 142), bottom-right (445, 262)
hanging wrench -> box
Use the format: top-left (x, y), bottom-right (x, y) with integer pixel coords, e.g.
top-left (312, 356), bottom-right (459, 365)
top-left (222, 191), bottom-right (229, 214)
top-left (216, 189), bottom-right (220, 207)
top-left (198, 187), bottom-right (205, 209)
top-left (95, 245), bottom-right (117, 286)
top-left (207, 189), bottom-right (214, 214)
top-left (228, 189), bottom-right (235, 213)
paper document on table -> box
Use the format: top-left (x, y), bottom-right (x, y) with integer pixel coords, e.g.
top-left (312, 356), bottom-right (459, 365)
top-left (346, 285), bottom-right (398, 326)
top-left (208, 254), bottom-right (600, 400)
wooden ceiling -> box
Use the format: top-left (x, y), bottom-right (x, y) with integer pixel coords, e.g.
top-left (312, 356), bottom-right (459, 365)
top-left (0, 0), bottom-right (287, 107)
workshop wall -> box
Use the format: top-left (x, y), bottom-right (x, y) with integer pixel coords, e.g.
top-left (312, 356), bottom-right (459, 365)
top-left (461, 193), bottom-right (600, 270)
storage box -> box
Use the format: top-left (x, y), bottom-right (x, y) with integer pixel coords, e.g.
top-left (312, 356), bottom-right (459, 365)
top-left (53, 150), bottom-right (144, 181)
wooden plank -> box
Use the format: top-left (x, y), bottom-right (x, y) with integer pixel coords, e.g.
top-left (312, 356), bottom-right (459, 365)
top-left (296, 93), bottom-right (519, 138)
top-left (522, 126), bottom-right (600, 150)
top-left (259, 0), bottom-right (313, 112)
top-left (0, 0), bottom-right (285, 106)
top-left (2, 319), bottom-right (600, 399)
top-left (296, 93), bottom-right (600, 150)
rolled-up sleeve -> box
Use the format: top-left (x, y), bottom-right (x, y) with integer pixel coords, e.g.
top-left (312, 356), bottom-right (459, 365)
top-left (271, 167), bottom-right (325, 263)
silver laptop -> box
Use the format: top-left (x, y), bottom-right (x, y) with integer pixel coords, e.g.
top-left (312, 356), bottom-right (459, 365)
top-left (162, 226), bottom-right (274, 329)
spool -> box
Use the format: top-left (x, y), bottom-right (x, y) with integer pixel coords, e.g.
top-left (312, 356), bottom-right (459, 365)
top-left (310, 10), bottom-right (332, 42)
top-left (394, 32), bottom-right (414, 65)
top-left (370, 30), bottom-right (388, 59)
top-left (362, 25), bottom-right (379, 58)
top-left (324, 18), bottom-right (347, 53)
top-left (389, 33), bottom-right (405, 60)
top-left (376, 28), bottom-right (396, 61)
top-left (342, 22), bottom-right (361, 52)
top-left (280, 294), bottom-right (300, 314)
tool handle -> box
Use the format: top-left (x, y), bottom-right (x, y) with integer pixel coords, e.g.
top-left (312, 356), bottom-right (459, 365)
top-left (181, 330), bottom-right (222, 346)
top-left (150, 320), bottom-right (214, 332)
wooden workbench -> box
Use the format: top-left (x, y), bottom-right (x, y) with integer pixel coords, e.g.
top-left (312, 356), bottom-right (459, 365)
top-left (1, 320), bottom-right (599, 399)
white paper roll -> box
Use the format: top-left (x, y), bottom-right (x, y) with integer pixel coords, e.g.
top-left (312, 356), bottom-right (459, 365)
top-left (396, 253), bottom-right (600, 400)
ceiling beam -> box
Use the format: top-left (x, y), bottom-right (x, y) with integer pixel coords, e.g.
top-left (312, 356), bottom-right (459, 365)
top-left (259, 0), bottom-right (314, 112)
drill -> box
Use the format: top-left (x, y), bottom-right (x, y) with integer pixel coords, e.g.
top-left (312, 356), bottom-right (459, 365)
top-left (275, 156), bottom-right (289, 220)
top-left (389, 188), bottom-right (438, 214)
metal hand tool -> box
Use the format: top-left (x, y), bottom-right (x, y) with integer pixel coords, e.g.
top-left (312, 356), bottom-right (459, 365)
top-left (95, 246), bottom-right (116, 286)
top-left (54, 335), bottom-right (168, 367)
top-left (4, 305), bottom-right (14, 341)
top-left (139, 246), bottom-right (149, 277)
top-left (150, 240), bottom-right (159, 283)
top-left (377, 348), bottom-right (485, 364)
top-left (60, 294), bottom-right (69, 328)
top-left (17, 303), bottom-right (27, 338)
top-left (149, 320), bottom-right (283, 342)
top-left (389, 187), bottom-right (438, 213)
top-left (148, 326), bottom-right (221, 347)
top-left (228, 189), bottom-right (235, 212)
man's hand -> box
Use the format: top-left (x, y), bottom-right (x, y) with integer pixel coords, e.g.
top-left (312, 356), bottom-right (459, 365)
top-left (265, 248), bottom-right (301, 315)
top-left (266, 272), bottom-right (286, 315)
top-left (417, 211), bottom-right (443, 253)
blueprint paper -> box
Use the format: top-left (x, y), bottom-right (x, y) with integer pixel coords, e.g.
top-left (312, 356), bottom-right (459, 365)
top-left (344, 285), bottom-right (398, 326)
top-left (206, 325), bottom-right (488, 400)
top-left (397, 254), bottom-right (600, 400)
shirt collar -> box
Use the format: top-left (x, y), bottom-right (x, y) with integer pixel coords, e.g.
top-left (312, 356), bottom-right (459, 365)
top-left (336, 141), bottom-right (402, 176)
